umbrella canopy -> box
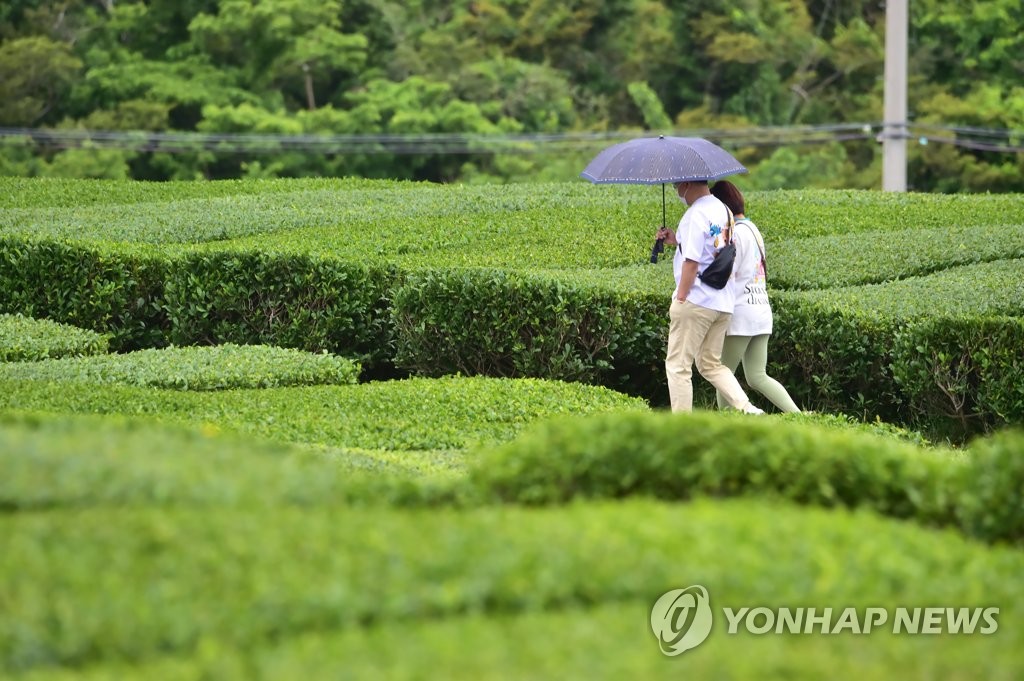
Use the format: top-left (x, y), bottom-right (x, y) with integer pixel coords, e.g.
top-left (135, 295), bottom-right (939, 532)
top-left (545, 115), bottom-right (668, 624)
top-left (580, 135), bottom-right (747, 262)
top-left (580, 135), bottom-right (747, 185)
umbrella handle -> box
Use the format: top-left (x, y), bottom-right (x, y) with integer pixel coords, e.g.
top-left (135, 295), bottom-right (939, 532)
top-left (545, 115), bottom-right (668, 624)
top-left (649, 237), bottom-right (665, 264)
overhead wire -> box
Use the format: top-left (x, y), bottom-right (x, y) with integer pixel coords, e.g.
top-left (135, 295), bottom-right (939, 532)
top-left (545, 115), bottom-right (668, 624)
top-left (0, 123), bottom-right (1020, 155)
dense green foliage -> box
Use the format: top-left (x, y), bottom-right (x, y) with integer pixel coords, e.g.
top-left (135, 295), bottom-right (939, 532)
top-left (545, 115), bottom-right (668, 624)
top-left (1, 2), bottom-right (1023, 190)
top-left (471, 409), bottom-right (1024, 544)
top-left (0, 412), bottom-right (433, 510)
top-left (0, 344), bottom-right (361, 390)
top-left (2, 161), bottom-right (1023, 679)
top-left (0, 313), bottom-right (108, 361)
top-left (0, 374), bottom-right (648, 454)
top-left (2, 402), bottom-right (1022, 680)
top-left (2, 177), bottom-right (1022, 439)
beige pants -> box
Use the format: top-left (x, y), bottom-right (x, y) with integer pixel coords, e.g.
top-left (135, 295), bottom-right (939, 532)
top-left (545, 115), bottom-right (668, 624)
top-left (665, 300), bottom-right (752, 412)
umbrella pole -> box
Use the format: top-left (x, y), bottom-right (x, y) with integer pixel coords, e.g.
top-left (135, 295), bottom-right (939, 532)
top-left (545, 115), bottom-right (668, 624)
top-left (650, 183), bottom-right (667, 264)
top-left (661, 183), bottom-right (666, 227)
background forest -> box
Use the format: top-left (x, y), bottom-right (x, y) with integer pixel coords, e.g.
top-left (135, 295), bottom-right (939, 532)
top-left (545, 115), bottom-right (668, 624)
top-left (1, 0), bottom-right (1022, 191)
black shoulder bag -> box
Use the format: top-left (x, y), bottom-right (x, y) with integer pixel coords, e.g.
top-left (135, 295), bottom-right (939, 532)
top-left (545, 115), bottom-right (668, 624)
top-left (697, 207), bottom-right (736, 290)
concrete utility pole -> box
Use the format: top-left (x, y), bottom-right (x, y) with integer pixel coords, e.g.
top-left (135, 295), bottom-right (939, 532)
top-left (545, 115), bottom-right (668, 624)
top-left (883, 0), bottom-right (908, 191)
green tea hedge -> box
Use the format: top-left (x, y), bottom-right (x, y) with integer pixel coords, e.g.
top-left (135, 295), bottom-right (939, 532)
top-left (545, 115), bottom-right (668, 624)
top-left (0, 344), bottom-right (360, 391)
top-left (0, 375), bottom-right (649, 452)
top-left (0, 412), bottom-right (432, 511)
top-left (2, 179), bottom-right (1022, 440)
top-left (0, 238), bottom-right (169, 350)
top-left (162, 251), bottom-right (395, 370)
top-left (3, 498), bottom-right (1021, 676)
top-left (470, 410), bottom-right (956, 522)
top-left (0, 314), bottom-right (108, 362)
top-left (470, 409), bottom-right (1024, 544)
top-left (770, 223), bottom-right (1024, 290)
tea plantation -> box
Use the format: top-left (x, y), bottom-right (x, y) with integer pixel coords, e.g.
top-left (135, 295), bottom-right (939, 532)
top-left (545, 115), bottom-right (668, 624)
top-left (1, 178), bottom-right (1022, 679)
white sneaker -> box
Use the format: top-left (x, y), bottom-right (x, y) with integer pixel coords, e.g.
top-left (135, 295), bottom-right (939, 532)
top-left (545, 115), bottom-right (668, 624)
top-left (741, 404), bottom-right (765, 415)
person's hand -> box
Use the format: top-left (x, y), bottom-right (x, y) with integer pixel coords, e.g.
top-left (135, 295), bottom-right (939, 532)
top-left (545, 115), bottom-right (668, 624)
top-left (656, 226), bottom-right (677, 246)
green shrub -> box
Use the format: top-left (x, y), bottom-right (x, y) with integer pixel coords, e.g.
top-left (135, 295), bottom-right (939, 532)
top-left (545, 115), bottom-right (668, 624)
top-left (469, 410), bottom-right (957, 525)
top-left (163, 251), bottom-right (395, 370)
top-left (0, 314), bottom-right (108, 361)
top-left (3, 498), bottom-right (1022, 675)
top-left (890, 316), bottom-right (1024, 438)
top-left (0, 412), bottom-right (439, 511)
top-left (781, 259), bottom-right (1024, 320)
top-left (0, 344), bottom-right (360, 391)
top-left (770, 223), bottom-right (1024, 290)
top-left (957, 428), bottom-right (1024, 543)
top-left (0, 238), bottom-right (168, 350)
top-left (0, 376), bottom-right (649, 452)
top-left (769, 296), bottom-right (902, 421)
top-left (392, 269), bottom-right (626, 383)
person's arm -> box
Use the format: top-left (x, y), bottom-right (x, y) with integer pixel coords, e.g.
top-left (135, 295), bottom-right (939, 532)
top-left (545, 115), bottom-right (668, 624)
top-left (675, 259), bottom-right (699, 301)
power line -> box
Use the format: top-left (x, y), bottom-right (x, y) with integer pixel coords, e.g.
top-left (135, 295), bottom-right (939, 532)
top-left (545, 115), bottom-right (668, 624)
top-left (0, 123), bottom-right (1020, 155)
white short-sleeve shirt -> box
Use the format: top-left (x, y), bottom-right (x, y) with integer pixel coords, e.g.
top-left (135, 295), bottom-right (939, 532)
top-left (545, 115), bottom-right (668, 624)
top-left (673, 195), bottom-right (736, 313)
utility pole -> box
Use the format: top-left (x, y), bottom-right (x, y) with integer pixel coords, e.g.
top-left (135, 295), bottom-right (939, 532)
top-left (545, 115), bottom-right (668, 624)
top-left (883, 0), bottom-right (908, 191)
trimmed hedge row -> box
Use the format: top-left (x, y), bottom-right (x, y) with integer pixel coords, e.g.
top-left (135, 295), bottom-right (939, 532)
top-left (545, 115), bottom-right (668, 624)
top-left (0, 412), bottom-right (434, 511)
top-left (2, 238), bottom-right (1019, 439)
top-left (161, 251), bottom-right (395, 369)
top-left (0, 314), bottom-right (108, 361)
top-left (771, 279), bottom-right (1024, 438)
top-left (392, 269), bottom-right (639, 385)
top-left (0, 408), bottom-right (938, 513)
top-left (20, 597), bottom-right (1019, 681)
top-left (0, 237), bottom-right (169, 350)
top-left (0, 241), bottom-right (394, 369)
top-left (0, 375), bottom-right (649, 452)
top-left (470, 410), bottom-right (1024, 544)
top-left (2, 180), bottom-right (1022, 439)
top-left (770, 223), bottom-right (1024, 290)
top-left (0, 344), bottom-right (360, 391)
top-left (7, 178), bottom-right (1024, 249)
top-left (3, 498), bottom-right (1022, 675)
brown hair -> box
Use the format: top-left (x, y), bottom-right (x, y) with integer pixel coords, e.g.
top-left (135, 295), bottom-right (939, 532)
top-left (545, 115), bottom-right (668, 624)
top-left (711, 180), bottom-right (745, 215)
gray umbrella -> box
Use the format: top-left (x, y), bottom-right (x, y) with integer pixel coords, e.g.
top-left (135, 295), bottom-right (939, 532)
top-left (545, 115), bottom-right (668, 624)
top-left (580, 135), bottom-right (747, 261)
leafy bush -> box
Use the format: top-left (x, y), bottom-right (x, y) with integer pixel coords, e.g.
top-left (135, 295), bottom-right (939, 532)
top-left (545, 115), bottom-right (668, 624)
top-left (0, 412), bottom-right (430, 511)
top-left (392, 269), bottom-right (627, 383)
top-left (0, 237), bottom-right (168, 350)
top-left (0, 343), bottom-right (360, 391)
top-left (781, 258), bottom-right (1024, 320)
top-left (956, 428), bottom-right (1024, 543)
top-left (769, 297), bottom-right (902, 421)
top-left (3, 497), bottom-right (1022, 676)
top-left (770, 223), bottom-right (1024, 290)
top-left (890, 316), bottom-right (1024, 438)
top-left (0, 375), bottom-right (649, 452)
top-left (0, 313), bottom-right (108, 361)
top-left (469, 410), bottom-right (957, 526)
top-left (162, 251), bottom-right (395, 370)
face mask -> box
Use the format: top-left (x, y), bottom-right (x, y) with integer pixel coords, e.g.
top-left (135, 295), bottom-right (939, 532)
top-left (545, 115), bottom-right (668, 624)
top-left (677, 184), bottom-right (689, 206)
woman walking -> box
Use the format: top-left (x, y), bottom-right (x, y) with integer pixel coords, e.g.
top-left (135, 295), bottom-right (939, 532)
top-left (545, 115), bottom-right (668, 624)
top-left (709, 181), bottom-right (801, 413)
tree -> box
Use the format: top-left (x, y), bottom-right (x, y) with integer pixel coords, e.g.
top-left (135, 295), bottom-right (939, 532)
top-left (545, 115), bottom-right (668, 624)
top-left (0, 36), bottom-right (82, 125)
top-left (187, 0), bottom-right (367, 110)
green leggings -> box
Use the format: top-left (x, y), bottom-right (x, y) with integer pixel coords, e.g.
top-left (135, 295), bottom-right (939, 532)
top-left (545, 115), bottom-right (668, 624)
top-left (715, 334), bottom-right (801, 413)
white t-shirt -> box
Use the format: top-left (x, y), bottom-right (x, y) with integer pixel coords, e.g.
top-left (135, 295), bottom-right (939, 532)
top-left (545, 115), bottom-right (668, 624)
top-left (673, 194), bottom-right (736, 313)
top-left (728, 217), bottom-right (773, 336)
